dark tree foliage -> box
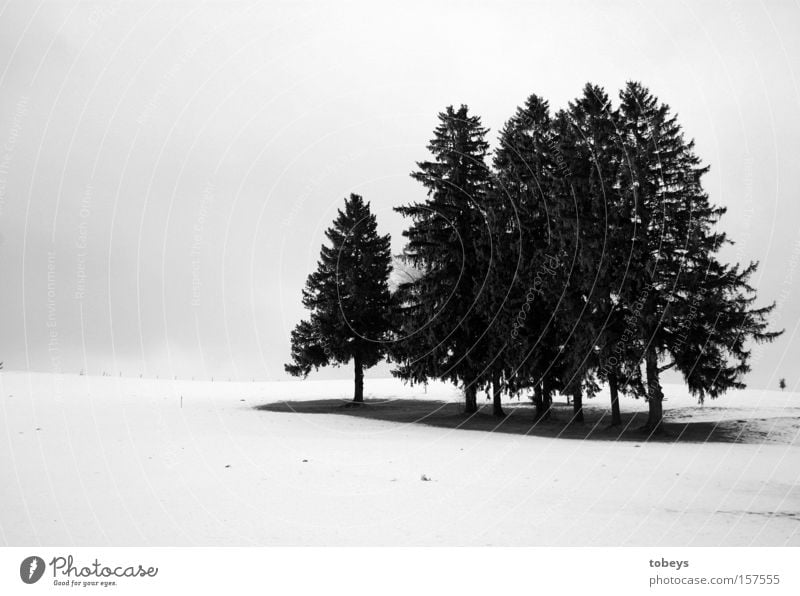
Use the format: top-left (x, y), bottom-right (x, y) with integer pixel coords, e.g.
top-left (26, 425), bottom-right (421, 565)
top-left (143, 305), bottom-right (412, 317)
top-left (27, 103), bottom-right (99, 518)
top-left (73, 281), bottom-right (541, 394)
top-left (471, 188), bottom-right (513, 417)
top-left (669, 258), bottom-right (782, 400)
top-left (561, 83), bottom-right (646, 426)
top-left (491, 93), bottom-right (564, 420)
top-left (616, 81), bottom-right (781, 431)
top-left (391, 105), bottom-right (494, 413)
top-left (473, 99), bottom-right (555, 417)
top-left (545, 104), bottom-right (609, 423)
top-left (285, 194), bottom-right (393, 402)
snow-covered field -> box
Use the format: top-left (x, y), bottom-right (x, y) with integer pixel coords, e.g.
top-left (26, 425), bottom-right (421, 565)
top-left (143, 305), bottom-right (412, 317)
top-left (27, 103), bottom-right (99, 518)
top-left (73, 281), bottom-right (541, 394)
top-left (1, 371), bottom-right (798, 546)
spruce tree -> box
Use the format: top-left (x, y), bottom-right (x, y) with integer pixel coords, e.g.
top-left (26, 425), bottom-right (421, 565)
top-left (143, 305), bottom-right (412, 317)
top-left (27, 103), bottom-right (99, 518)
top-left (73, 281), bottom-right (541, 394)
top-left (500, 89), bottom-right (613, 424)
top-left (545, 105), bottom-right (606, 423)
top-left (285, 194), bottom-right (393, 402)
top-left (392, 105), bottom-right (493, 413)
top-left (491, 93), bottom-right (571, 420)
top-left (617, 82), bottom-right (781, 431)
top-left (561, 83), bottom-right (646, 426)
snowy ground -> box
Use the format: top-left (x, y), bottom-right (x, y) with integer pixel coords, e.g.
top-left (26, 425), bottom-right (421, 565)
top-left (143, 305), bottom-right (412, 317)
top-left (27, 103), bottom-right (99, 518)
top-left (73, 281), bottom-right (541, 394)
top-left (1, 371), bottom-right (798, 546)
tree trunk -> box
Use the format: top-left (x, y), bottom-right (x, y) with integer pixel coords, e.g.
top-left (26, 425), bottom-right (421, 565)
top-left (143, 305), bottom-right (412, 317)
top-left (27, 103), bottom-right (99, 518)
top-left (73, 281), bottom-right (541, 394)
top-left (609, 372), bottom-right (621, 426)
top-left (464, 383), bottom-right (478, 414)
top-left (492, 370), bottom-right (505, 417)
top-left (533, 382), bottom-right (545, 420)
top-left (542, 378), bottom-right (553, 420)
top-left (572, 385), bottom-right (584, 423)
top-left (353, 352), bottom-right (364, 403)
top-left (645, 348), bottom-right (664, 432)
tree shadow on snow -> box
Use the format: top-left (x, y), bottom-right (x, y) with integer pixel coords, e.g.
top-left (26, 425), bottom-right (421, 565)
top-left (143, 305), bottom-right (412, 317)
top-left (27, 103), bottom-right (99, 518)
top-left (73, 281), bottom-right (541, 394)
top-left (255, 398), bottom-right (798, 445)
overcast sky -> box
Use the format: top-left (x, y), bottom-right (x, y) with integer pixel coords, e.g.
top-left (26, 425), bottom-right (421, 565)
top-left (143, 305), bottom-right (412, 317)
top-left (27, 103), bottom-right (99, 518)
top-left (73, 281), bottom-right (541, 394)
top-left (0, 0), bottom-right (798, 391)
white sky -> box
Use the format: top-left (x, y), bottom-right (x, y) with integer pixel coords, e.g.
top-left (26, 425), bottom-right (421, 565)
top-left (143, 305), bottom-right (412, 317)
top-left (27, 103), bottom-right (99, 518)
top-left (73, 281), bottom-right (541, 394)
top-left (0, 0), bottom-right (798, 390)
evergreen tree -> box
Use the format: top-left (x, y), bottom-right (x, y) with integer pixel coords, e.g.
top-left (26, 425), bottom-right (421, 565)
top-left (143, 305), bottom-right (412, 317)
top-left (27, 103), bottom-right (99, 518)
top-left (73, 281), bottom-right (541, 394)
top-left (392, 105), bottom-right (493, 413)
top-left (473, 100), bottom-right (554, 417)
top-left (617, 82), bottom-right (781, 431)
top-left (492, 93), bottom-right (564, 420)
top-left (561, 83), bottom-right (646, 426)
top-left (546, 104), bottom-right (608, 423)
top-left (285, 194), bottom-right (393, 402)
top-left (501, 87), bottom-right (616, 424)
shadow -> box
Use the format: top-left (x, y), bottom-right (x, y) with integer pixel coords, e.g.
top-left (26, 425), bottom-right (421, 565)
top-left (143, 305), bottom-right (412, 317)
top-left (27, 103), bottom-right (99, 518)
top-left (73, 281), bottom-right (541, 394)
top-left (254, 398), bottom-right (788, 444)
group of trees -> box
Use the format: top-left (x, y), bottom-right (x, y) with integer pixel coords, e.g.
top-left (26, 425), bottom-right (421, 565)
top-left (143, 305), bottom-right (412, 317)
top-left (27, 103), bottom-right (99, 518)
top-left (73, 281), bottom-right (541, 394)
top-left (286, 81), bottom-right (781, 432)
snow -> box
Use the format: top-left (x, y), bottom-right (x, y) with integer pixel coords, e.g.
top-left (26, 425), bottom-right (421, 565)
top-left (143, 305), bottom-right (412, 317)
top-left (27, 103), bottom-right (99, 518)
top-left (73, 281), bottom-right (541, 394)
top-left (1, 371), bottom-right (798, 546)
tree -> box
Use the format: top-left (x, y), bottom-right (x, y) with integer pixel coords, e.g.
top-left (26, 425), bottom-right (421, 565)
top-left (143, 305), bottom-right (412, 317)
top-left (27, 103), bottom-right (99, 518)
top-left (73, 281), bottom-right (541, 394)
top-left (392, 105), bottom-right (494, 413)
top-left (779, 378), bottom-right (786, 391)
top-left (500, 86), bottom-right (618, 425)
top-left (285, 194), bottom-right (393, 402)
top-left (617, 81), bottom-right (781, 431)
top-left (490, 93), bottom-right (565, 420)
top-left (546, 99), bottom-right (614, 424)
top-left (560, 83), bottom-right (647, 426)
top-left (472, 98), bottom-right (553, 418)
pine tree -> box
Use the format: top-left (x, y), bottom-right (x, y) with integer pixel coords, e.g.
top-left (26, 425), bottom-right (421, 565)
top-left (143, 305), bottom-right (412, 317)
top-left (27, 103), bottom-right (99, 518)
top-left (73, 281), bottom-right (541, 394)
top-left (285, 194), bottom-right (393, 402)
top-left (392, 105), bottom-right (493, 413)
top-left (546, 104), bottom-right (609, 423)
top-left (617, 82), bottom-right (781, 431)
top-left (473, 100), bottom-right (552, 417)
top-left (492, 93), bottom-right (564, 420)
top-left (561, 83), bottom-right (646, 426)
top-left (502, 87), bottom-right (617, 425)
